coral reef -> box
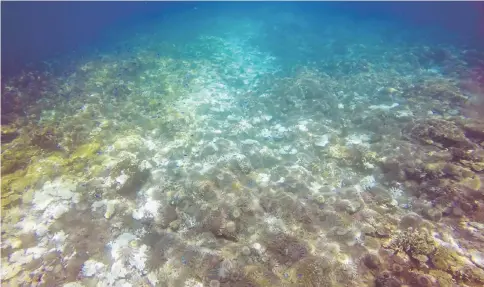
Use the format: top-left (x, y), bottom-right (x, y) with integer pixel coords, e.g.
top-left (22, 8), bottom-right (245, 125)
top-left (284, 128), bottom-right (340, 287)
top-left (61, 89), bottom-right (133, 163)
top-left (2, 7), bottom-right (484, 287)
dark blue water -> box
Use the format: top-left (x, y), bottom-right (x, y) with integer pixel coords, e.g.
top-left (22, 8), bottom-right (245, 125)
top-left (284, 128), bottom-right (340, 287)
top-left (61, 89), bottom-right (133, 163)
top-left (2, 2), bottom-right (483, 78)
top-left (2, 2), bottom-right (484, 287)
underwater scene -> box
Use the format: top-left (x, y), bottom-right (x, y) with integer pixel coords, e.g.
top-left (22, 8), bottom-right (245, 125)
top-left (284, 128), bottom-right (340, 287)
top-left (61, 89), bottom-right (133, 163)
top-left (2, 2), bottom-right (484, 287)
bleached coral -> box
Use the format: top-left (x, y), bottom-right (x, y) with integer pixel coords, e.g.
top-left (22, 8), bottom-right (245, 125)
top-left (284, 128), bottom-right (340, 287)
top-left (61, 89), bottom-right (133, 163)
top-left (359, 175), bottom-right (376, 191)
top-left (346, 134), bottom-right (370, 147)
top-left (389, 186), bottom-right (403, 199)
top-left (98, 232), bottom-right (150, 286)
top-left (33, 179), bottom-right (80, 219)
top-left (82, 260), bottom-right (106, 277)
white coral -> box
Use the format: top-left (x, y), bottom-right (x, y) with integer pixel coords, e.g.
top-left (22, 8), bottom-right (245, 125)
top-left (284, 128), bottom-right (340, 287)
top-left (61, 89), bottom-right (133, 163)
top-left (359, 175), bottom-right (376, 191)
top-left (82, 260), bottom-right (106, 277)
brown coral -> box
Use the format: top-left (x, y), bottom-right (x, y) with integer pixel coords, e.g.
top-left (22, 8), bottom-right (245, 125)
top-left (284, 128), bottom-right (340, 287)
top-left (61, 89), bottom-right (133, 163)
top-left (385, 228), bottom-right (435, 259)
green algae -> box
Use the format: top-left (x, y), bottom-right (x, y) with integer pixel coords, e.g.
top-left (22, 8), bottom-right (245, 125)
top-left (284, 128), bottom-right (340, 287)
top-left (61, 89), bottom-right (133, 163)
top-left (1, 143), bottom-right (40, 175)
top-left (1, 138), bottom-right (108, 211)
top-left (70, 142), bottom-right (101, 160)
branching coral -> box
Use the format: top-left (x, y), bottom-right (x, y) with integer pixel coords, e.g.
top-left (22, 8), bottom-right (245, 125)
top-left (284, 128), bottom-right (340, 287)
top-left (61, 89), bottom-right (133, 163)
top-left (385, 228), bottom-right (435, 259)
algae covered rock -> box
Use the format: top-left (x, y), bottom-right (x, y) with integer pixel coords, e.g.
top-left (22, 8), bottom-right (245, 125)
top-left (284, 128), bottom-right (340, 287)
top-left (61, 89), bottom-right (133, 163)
top-left (70, 142), bottom-right (101, 160)
top-left (109, 156), bottom-right (151, 196)
top-left (1, 124), bottom-right (19, 143)
top-left (1, 152), bottom-right (70, 209)
top-left (31, 126), bottom-right (61, 151)
top-left (430, 245), bottom-right (484, 285)
top-left (405, 118), bottom-right (473, 149)
top-left (1, 142), bottom-right (40, 175)
top-left (112, 134), bottom-right (146, 153)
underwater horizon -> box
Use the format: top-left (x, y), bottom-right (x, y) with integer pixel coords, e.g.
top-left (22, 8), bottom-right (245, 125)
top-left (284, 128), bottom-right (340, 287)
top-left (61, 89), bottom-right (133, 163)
top-left (2, 2), bottom-right (484, 287)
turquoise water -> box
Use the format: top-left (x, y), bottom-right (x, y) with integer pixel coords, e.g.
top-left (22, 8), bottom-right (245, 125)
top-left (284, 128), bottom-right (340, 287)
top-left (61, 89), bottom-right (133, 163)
top-left (2, 3), bottom-right (484, 287)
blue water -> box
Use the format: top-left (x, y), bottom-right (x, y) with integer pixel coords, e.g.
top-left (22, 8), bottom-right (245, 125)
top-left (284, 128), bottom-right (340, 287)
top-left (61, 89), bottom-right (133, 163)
top-left (2, 2), bottom-right (484, 287)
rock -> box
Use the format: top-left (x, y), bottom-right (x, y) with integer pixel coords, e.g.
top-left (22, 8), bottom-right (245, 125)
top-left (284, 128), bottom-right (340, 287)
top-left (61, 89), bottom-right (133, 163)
top-left (363, 253), bottom-right (381, 270)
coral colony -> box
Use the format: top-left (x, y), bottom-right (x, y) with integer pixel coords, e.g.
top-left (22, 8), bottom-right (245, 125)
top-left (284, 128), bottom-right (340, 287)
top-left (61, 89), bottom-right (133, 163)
top-left (2, 6), bottom-right (484, 287)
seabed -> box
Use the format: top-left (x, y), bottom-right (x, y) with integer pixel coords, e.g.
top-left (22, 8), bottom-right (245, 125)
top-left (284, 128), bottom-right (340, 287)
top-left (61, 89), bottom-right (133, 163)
top-left (2, 7), bottom-right (484, 287)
